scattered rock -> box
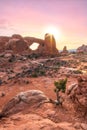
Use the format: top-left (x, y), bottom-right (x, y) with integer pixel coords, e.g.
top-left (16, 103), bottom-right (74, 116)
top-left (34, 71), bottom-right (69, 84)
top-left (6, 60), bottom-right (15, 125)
top-left (0, 91), bottom-right (5, 97)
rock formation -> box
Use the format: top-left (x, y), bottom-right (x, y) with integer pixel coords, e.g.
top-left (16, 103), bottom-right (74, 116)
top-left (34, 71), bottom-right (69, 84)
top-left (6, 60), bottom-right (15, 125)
top-left (67, 75), bottom-right (87, 117)
top-left (24, 33), bottom-right (58, 56)
top-left (61, 46), bottom-right (68, 55)
top-left (11, 34), bottom-right (23, 40)
top-left (77, 44), bottom-right (87, 54)
top-left (0, 90), bottom-right (49, 117)
top-left (0, 34), bottom-right (58, 56)
top-left (5, 38), bottom-right (29, 54)
top-left (44, 33), bottom-right (59, 55)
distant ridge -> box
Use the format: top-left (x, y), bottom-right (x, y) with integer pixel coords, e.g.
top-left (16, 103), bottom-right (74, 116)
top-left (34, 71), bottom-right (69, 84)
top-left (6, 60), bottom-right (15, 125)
top-left (59, 49), bottom-right (76, 52)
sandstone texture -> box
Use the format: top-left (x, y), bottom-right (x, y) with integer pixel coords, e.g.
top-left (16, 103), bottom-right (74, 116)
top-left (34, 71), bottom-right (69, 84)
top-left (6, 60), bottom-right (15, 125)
top-left (0, 34), bottom-right (58, 56)
top-left (5, 39), bottom-right (29, 54)
top-left (0, 90), bottom-right (49, 117)
top-left (0, 39), bottom-right (87, 130)
top-left (67, 75), bottom-right (87, 117)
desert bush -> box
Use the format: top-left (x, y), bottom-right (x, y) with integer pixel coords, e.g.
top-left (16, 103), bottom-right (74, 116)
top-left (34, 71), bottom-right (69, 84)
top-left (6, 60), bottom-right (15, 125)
top-left (74, 70), bottom-right (82, 74)
top-left (53, 78), bottom-right (67, 105)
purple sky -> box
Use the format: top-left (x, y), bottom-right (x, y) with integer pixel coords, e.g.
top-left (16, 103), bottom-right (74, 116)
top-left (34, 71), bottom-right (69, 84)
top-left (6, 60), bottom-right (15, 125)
top-left (0, 0), bottom-right (87, 49)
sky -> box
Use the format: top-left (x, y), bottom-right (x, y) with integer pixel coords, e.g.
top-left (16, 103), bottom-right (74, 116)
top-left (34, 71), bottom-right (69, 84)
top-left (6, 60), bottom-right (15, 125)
top-left (0, 0), bottom-right (87, 50)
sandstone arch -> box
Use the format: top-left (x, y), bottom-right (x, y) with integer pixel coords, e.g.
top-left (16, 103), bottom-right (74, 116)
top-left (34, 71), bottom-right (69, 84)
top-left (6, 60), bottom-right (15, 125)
top-left (0, 34), bottom-right (58, 56)
top-left (24, 34), bottom-right (58, 56)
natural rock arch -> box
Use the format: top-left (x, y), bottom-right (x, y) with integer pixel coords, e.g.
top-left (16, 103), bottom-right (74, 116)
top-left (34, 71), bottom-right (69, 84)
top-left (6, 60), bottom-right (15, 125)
top-left (0, 34), bottom-right (59, 56)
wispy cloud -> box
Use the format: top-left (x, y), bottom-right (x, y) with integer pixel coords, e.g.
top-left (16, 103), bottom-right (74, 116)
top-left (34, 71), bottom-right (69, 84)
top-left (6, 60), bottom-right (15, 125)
top-left (0, 18), bottom-right (16, 31)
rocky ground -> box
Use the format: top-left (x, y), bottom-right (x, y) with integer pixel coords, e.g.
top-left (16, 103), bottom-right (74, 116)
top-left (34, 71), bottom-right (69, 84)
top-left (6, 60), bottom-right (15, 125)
top-left (0, 52), bottom-right (87, 130)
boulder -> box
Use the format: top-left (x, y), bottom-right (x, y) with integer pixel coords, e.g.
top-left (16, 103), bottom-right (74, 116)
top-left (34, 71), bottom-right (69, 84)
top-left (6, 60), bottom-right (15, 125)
top-left (0, 90), bottom-right (49, 117)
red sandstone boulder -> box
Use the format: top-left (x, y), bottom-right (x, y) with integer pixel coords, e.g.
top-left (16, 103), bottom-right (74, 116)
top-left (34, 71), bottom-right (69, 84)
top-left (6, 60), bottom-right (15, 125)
top-left (0, 90), bottom-right (49, 117)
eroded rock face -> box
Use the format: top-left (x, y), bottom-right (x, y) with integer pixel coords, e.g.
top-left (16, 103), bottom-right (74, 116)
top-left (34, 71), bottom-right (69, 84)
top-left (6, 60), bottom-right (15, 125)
top-left (77, 44), bottom-right (87, 54)
top-left (5, 39), bottom-right (29, 54)
top-left (67, 75), bottom-right (87, 117)
top-left (0, 90), bottom-right (49, 117)
top-left (24, 34), bottom-right (59, 56)
top-left (44, 33), bottom-right (59, 55)
top-left (0, 34), bottom-right (58, 56)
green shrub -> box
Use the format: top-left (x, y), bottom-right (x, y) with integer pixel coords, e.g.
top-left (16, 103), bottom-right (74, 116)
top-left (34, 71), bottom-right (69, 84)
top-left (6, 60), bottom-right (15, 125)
top-left (54, 78), bottom-right (67, 105)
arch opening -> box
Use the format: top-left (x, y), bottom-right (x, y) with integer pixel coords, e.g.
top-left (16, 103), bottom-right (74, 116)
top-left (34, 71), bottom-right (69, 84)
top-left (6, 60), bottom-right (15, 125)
top-left (29, 42), bottom-right (39, 50)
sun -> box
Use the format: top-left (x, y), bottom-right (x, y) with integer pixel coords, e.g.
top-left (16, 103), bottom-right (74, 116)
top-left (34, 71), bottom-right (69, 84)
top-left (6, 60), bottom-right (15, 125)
top-left (44, 26), bottom-right (61, 40)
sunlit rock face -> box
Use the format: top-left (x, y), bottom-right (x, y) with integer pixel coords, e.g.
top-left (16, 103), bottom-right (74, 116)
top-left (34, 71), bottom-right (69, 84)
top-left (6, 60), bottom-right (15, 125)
top-left (24, 34), bottom-right (58, 56)
top-left (77, 44), bottom-right (87, 54)
top-left (0, 34), bottom-right (59, 56)
top-left (44, 33), bottom-right (59, 56)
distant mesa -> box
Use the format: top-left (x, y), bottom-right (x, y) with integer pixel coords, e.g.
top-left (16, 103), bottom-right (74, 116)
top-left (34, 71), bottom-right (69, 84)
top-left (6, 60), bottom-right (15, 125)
top-left (77, 44), bottom-right (87, 54)
top-left (0, 34), bottom-right (59, 56)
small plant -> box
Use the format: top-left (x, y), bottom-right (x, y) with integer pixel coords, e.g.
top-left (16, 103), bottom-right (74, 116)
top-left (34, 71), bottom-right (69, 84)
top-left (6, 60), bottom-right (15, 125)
top-left (54, 78), bottom-right (67, 105)
top-left (74, 70), bottom-right (82, 74)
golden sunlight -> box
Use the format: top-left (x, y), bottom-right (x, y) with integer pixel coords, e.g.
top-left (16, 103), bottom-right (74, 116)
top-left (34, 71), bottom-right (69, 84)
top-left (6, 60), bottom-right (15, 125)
top-left (44, 26), bottom-right (61, 41)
